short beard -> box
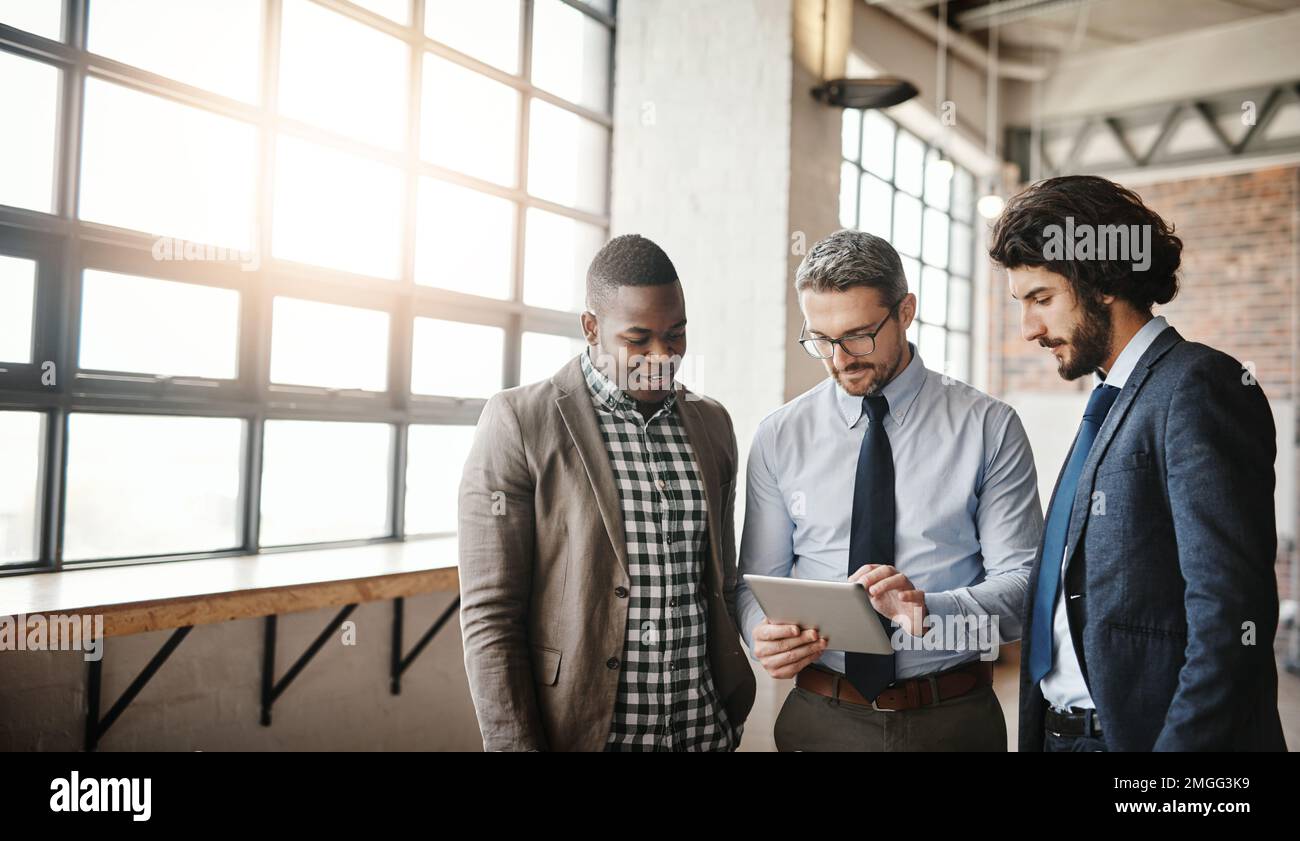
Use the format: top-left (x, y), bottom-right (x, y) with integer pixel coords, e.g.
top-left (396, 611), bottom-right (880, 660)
top-left (833, 345), bottom-right (901, 397)
top-left (1054, 294), bottom-right (1113, 380)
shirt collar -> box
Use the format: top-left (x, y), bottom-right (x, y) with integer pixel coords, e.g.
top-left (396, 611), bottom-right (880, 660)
top-left (834, 341), bottom-right (926, 428)
top-left (1095, 315), bottom-right (1170, 390)
top-left (580, 347), bottom-right (678, 418)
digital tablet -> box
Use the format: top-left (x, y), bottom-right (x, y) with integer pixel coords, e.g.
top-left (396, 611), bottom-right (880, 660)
top-left (743, 573), bottom-right (894, 655)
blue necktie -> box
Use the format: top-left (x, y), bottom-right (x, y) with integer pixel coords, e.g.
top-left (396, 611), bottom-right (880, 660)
top-left (844, 395), bottom-right (896, 701)
top-left (1028, 383), bottom-right (1121, 685)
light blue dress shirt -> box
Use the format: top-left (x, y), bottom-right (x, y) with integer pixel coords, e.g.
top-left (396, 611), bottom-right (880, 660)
top-left (1040, 315), bottom-right (1171, 710)
top-left (736, 345), bottom-right (1044, 678)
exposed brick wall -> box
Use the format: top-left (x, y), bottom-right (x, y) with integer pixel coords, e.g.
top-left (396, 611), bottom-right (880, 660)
top-left (987, 165), bottom-right (1299, 600)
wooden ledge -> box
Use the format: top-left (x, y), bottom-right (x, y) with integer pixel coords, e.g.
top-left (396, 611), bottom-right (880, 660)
top-left (0, 540), bottom-right (460, 638)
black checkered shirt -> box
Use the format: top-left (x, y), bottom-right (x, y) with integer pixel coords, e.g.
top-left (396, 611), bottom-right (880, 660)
top-left (580, 351), bottom-right (736, 751)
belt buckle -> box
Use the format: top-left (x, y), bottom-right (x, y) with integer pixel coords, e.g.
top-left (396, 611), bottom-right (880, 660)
top-left (870, 681), bottom-right (911, 712)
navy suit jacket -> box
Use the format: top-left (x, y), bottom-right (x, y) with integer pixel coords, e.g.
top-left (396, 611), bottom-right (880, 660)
top-left (1019, 327), bottom-right (1286, 751)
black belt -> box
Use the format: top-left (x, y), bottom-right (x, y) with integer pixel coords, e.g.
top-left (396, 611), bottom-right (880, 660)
top-left (1045, 705), bottom-right (1103, 738)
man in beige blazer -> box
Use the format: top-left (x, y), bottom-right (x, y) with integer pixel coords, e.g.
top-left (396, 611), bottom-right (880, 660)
top-left (458, 234), bottom-right (755, 751)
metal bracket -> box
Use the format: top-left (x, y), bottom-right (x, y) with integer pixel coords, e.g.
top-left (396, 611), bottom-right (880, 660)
top-left (260, 605), bottom-right (357, 726)
top-left (85, 625), bottom-right (192, 751)
top-left (390, 596), bottom-right (460, 695)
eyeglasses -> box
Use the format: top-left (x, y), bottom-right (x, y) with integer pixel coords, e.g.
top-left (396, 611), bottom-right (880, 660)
top-left (797, 302), bottom-right (901, 360)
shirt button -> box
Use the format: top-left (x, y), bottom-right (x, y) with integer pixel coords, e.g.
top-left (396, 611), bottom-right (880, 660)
top-left (614, 586), bottom-right (628, 599)
top-left (606, 657), bottom-right (620, 670)
top-left (669, 598), bottom-right (677, 608)
top-left (655, 478), bottom-right (666, 491)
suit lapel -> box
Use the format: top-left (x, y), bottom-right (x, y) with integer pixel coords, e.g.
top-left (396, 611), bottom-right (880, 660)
top-left (553, 357), bottom-right (629, 574)
top-left (676, 394), bottom-right (724, 591)
top-left (1062, 327), bottom-right (1183, 573)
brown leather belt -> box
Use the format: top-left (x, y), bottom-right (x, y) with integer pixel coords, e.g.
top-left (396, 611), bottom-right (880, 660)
top-left (795, 660), bottom-right (994, 712)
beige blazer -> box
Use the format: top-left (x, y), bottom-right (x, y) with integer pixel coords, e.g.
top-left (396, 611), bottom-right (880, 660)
top-left (457, 354), bottom-right (756, 751)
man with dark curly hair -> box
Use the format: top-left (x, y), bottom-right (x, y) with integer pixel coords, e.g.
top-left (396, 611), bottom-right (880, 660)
top-left (990, 175), bottom-right (1285, 751)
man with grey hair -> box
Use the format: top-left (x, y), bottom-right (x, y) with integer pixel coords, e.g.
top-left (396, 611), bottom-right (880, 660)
top-left (736, 229), bottom-right (1043, 751)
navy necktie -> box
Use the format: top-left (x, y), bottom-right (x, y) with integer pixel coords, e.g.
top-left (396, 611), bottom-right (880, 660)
top-left (844, 394), bottom-right (896, 701)
top-left (1028, 383), bottom-right (1121, 685)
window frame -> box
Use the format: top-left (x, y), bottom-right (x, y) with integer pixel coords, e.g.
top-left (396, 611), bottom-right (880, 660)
top-left (840, 109), bottom-right (975, 384)
top-left (0, 0), bottom-right (615, 574)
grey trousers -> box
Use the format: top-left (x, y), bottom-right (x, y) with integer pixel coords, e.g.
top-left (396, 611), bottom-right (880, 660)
top-left (773, 681), bottom-right (1009, 752)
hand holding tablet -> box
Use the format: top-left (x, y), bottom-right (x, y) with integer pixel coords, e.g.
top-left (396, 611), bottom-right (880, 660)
top-left (744, 573), bottom-right (895, 657)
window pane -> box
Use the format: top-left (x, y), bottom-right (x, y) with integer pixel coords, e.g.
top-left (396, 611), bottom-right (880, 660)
top-left (531, 0), bottom-right (610, 112)
top-left (270, 297), bottom-right (389, 391)
top-left (528, 99), bottom-right (609, 214)
top-left (0, 0), bottom-right (62, 40)
top-left (520, 331), bottom-right (585, 385)
top-left (272, 134), bottom-right (404, 278)
top-left (404, 424), bottom-right (475, 535)
top-left (0, 411), bottom-right (43, 565)
top-left (924, 149), bottom-right (952, 211)
top-left (421, 54), bottom-right (518, 185)
top-left (425, 0), bottom-right (520, 74)
top-left (894, 130), bottom-right (924, 196)
top-left (838, 161), bottom-right (857, 229)
top-left (64, 414), bottom-right (243, 561)
top-left (260, 420), bottom-right (392, 546)
top-left (923, 207), bottom-right (949, 268)
top-left (948, 277), bottom-right (972, 332)
top-left (351, 0), bottom-right (409, 23)
top-left (950, 222), bottom-right (972, 277)
top-left (278, 0), bottom-right (407, 150)
top-left (80, 270), bottom-right (240, 379)
top-left (411, 318), bottom-right (503, 398)
top-left (87, 0), bottom-right (263, 102)
top-left (858, 173), bottom-right (891, 240)
top-left (947, 332), bottom-right (971, 382)
top-left (921, 266), bottom-right (948, 326)
top-left (952, 168), bottom-right (974, 222)
top-left (80, 79), bottom-right (258, 250)
top-left (862, 111), bottom-right (894, 180)
top-left (415, 178), bottom-right (513, 299)
top-left (0, 51), bottom-right (59, 213)
top-left (919, 323), bottom-right (945, 370)
top-left (841, 109), bottom-right (861, 162)
top-left (523, 208), bottom-right (604, 312)
top-left (891, 191), bottom-right (921, 258)
top-left (0, 254), bottom-right (36, 363)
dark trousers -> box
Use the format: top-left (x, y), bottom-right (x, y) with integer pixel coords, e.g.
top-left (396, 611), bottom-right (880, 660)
top-left (1043, 731), bottom-right (1107, 751)
top-left (773, 682), bottom-right (1007, 752)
